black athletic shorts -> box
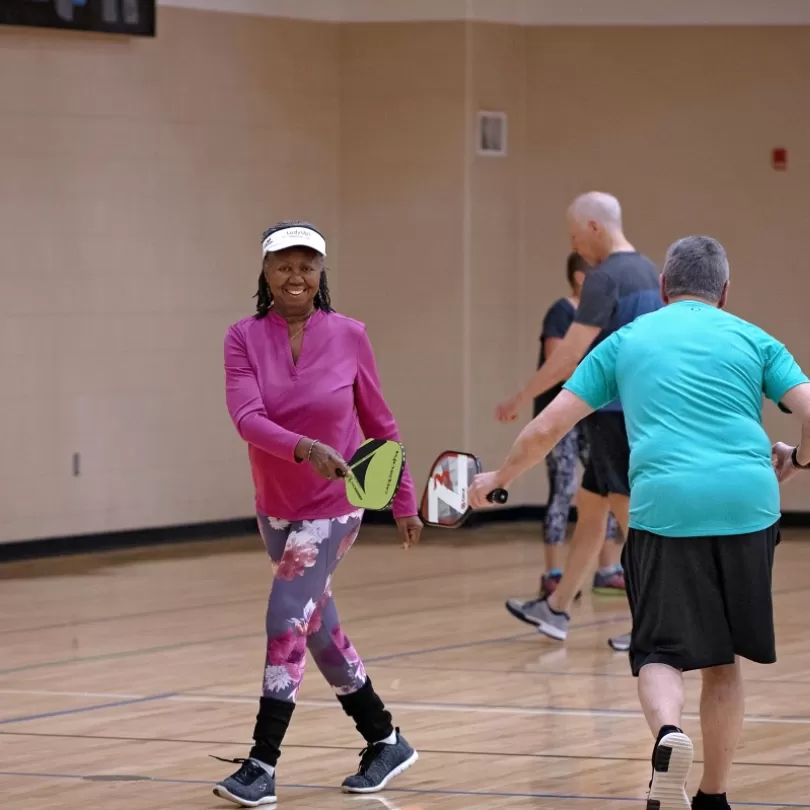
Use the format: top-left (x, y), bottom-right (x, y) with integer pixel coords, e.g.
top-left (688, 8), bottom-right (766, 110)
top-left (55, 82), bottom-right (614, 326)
top-left (622, 523), bottom-right (780, 676)
top-left (580, 411), bottom-right (630, 497)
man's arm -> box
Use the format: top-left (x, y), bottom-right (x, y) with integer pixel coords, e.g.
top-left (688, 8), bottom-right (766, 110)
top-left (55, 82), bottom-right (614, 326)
top-left (520, 269), bottom-right (618, 401)
top-left (763, 341), bottom-right (810, 482)
top-left (543, 336), bottom-right (562, 359)
top-left (518, 323), bottom-right (601, 404)
top-left (496, 273), bottom-right (616, 422)
top-left (474, 336), bottom-right (621, 504)
top-left (496, 391), bottom-right (594, 487)
top-left (778, 383), bottom-right (810, 467)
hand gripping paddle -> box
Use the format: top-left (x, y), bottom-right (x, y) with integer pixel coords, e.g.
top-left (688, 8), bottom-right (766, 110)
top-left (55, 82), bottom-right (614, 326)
top-left (337, 439), bottom-right (405, 511)
top-left (418, 450), bottom-right (508, 529)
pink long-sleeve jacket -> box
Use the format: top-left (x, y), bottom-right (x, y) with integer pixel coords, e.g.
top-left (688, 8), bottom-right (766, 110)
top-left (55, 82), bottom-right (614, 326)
top-left (224, 308), bottom-right (417, 521)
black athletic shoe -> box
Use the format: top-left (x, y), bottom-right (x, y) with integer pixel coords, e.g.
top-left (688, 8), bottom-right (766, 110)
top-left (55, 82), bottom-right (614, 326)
top-left (647, 729), bottom-right (693, 809)
top-left (692, 790), bottom-right (731, 809)
top-left (213, 758), bottom-right (276, 807)
top-left (341, 729), bottom-right (418, 793)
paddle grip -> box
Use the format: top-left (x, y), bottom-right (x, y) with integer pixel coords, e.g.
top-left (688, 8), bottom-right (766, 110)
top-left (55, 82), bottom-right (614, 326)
top-left (486, 488), bottom-right (509, 505)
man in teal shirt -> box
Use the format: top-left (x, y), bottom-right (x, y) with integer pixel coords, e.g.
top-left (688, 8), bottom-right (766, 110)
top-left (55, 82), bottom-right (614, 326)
top-left (470, 235), bottom-right (810, 810)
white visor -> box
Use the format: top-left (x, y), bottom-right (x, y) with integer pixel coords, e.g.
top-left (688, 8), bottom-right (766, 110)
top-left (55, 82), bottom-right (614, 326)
top-left (262, 226), bottom-right (326, 257)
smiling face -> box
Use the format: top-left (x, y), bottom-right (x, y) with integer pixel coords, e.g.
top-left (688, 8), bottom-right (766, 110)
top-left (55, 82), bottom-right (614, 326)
top-left (263, 247), bottom-right (324, 317)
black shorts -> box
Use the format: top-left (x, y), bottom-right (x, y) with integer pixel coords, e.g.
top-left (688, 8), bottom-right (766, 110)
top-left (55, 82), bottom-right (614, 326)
top-left (580, 411), bottom-right (630, 497)
top-left (622, 523), bottom-right (779, 676)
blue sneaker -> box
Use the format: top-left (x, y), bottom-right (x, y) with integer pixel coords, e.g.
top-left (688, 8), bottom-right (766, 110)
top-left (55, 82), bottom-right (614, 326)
top-left (213, 758), bottom-right (276, 807)
top-left (341, 729), bottom-right (418, 793)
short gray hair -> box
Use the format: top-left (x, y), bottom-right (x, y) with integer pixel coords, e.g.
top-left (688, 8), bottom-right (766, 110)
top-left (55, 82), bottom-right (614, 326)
top-left (662, 236), bottom-right (729, 303)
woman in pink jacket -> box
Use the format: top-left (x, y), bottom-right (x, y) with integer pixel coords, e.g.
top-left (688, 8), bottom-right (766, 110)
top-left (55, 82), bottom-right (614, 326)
top-left (214, 221), bottom-right (422, 807)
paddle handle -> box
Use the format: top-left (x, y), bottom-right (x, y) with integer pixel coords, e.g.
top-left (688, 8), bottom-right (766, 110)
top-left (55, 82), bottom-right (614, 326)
top-left (486, 488), bottom-right (508, 505)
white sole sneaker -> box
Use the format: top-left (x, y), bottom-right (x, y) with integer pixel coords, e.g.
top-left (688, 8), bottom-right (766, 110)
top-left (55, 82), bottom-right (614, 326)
top-left (213, 784), bottom-right (278, 807)
top-left (648, 732), bottom-right (693, 810)
top-left (608, 632), bottom-right (631, 652)
top-left (341, 750), bottom-right (419, 794)
top-left (536, 619), bottom-right (568, 641)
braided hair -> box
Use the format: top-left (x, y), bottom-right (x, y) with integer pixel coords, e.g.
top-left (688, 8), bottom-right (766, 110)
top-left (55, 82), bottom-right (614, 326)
top-left (255, 220), bottom-right (334, 319)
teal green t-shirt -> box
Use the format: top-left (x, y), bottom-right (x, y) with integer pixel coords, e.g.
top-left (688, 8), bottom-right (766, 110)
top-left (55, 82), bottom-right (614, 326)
top-left (564, 301), bottom-right (808, 537)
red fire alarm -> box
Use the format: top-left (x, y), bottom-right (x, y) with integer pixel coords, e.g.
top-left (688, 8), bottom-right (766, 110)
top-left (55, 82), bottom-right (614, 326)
top-left (772, 147), bottom-right (788, 171)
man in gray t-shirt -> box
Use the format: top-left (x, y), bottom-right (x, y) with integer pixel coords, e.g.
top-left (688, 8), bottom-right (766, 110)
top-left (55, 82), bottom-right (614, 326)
top-left (496, 191), bottom-right (662, 649)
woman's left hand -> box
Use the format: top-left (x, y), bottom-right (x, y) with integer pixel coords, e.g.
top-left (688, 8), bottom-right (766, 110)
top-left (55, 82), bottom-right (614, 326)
top-left (395, 515), bottom-right (423, 549)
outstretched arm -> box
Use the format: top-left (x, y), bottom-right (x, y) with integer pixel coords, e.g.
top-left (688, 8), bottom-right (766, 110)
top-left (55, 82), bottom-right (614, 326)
top-left (763, 338), bottom-right (810, 483)
top-left (473, 391), bottom-right (594, 505)
top-left (475, 333), bottom-right (622, 506)
top-left (519, 324), bottom-right (600, 402)
top-left (772, 383), bottom-right (810, 484)
top-left (496, 272), bottom-right (616, 422)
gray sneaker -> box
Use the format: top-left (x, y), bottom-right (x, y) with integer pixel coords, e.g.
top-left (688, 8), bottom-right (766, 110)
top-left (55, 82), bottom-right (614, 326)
top-left (608, 631), bottom-right (631, 652)
top-left (506, 597), bottom-right (569, 640)
top-left (213, 758), bottom-right (276, 807)
top-left (505, 598), bottom-right (546, 627)
top-left (342, 729), bottom-right (418, 794)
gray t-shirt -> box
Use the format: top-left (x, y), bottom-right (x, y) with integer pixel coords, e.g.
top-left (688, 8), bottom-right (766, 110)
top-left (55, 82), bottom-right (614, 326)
top-left (574, 252), bottom-right (662, 411)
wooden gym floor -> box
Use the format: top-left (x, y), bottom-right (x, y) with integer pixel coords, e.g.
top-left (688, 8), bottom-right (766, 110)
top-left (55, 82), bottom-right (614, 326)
top-left (1, 522), bottom-right (809, 810)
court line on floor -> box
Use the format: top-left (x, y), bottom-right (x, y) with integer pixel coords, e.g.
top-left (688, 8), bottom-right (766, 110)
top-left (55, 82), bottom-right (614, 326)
top-left (1, 610), bottom-right (615, 678)
top-left (0, 597), bottom-right (464, 642)
top-left (0, 769), bottom-right (808, 807)
top-left (364, 614), bottom-right (629, 664)
top-left (2, 729), bottom-right (808, 771)
top-left (0, 577), bottom-right (798, 685)
top-left (3, 688), bottom-right (809, 726)
top-left (0, 558), bottom-right (526, 638)
top-left (0, 630), bottom-right (534, 678)
top-left (0, 693), bottom-right (176, 726)
top-left (0, 689), bottom-right (141, 699)
top-left (371, 661), bottom-right (810, 687)
top-left (0, 615), bottom-right (627, 679)
top-left (179, 695), bottom-right (810, 726)
top-left (3, 541), bottom-right (804, 641)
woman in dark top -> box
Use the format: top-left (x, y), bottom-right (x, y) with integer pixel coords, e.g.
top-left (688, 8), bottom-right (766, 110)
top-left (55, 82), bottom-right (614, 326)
top-left (506, 254), bottom-right (623, 622)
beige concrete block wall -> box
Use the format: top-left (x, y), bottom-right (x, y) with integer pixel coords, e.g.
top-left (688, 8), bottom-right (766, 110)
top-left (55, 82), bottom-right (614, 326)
top-left (0, 9), bottom-right (340, 542)
top-left (1, 12), bottom-right (808, 543)
top-left (338, 23), bottom-right (468, 502)
top-left (520, 26), bottom-right (810, 510)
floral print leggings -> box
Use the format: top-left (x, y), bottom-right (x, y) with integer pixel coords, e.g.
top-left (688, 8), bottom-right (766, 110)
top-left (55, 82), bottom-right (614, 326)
top-left (258, 510), bottom-right (367, 704)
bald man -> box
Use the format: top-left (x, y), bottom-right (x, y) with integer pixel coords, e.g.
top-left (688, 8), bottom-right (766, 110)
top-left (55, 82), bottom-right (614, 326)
top-left (496, 192), bottom-right (662, 646)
